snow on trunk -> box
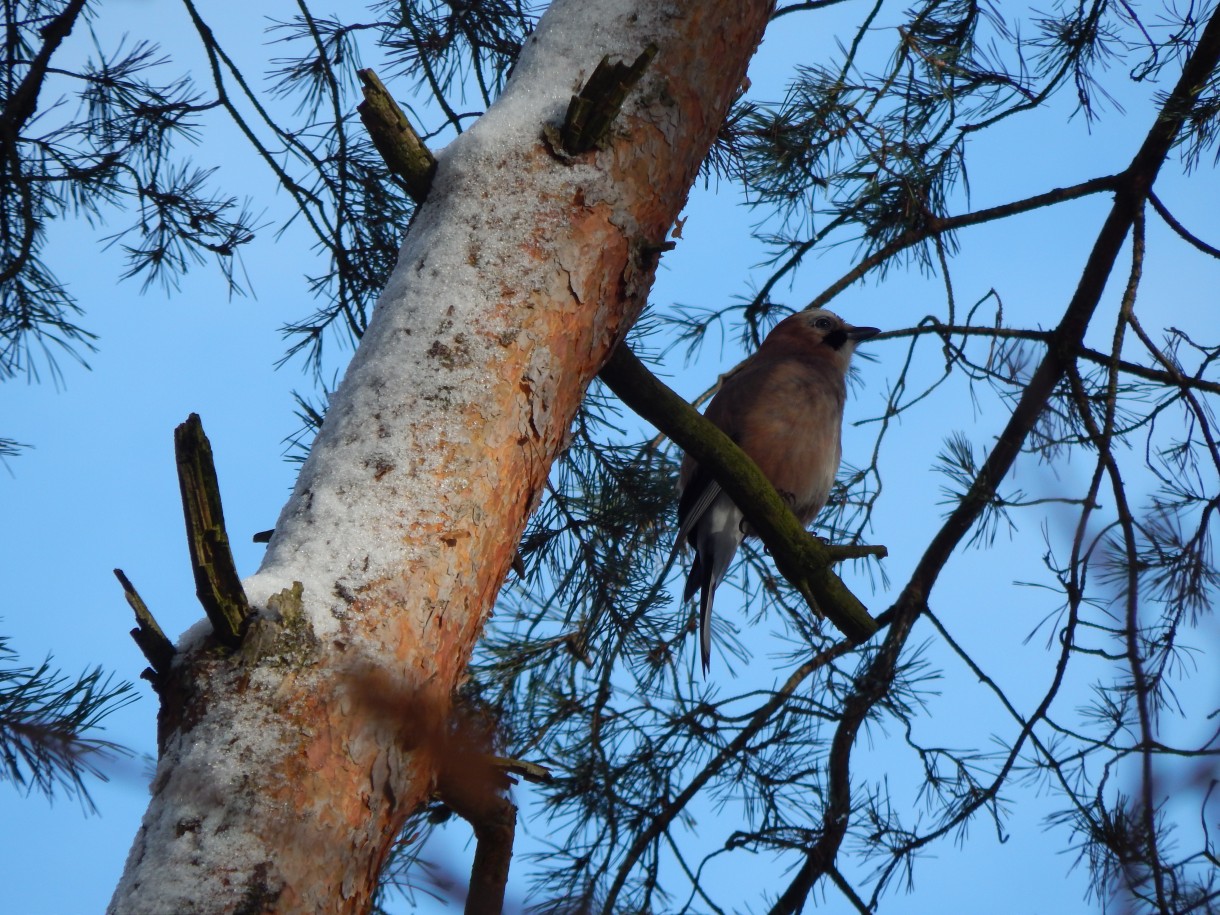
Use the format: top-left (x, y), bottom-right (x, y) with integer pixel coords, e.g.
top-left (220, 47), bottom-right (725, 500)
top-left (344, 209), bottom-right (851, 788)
top-left (109, 1), bottom-right (774, 912)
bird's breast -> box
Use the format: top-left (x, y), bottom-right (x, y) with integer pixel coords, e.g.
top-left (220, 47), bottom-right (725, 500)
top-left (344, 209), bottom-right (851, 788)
top-left (684, 354), bottom-right (850, 530)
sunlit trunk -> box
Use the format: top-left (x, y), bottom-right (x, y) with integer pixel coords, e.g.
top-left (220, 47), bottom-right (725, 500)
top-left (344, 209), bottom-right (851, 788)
top-left (108, 1), bottom-right (774, 911)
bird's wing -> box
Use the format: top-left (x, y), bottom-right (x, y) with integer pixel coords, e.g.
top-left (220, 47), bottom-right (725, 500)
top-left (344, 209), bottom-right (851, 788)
top-left (676, 471), bottom-right (723, 549)
top-left (675, 368), bottom-right (758, 537)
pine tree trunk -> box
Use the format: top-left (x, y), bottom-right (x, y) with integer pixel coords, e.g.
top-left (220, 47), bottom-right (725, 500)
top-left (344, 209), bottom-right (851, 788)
top-left (108, 1), bottom-right (775, 911)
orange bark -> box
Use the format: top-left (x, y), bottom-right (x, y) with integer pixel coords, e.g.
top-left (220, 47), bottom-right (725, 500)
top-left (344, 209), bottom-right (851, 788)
top-left (110, 2), bottom-right (776, 912)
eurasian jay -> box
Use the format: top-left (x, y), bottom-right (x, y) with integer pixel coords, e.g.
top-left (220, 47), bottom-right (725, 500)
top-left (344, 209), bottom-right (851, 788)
top-left (677, 308), bottom-right (879, 672)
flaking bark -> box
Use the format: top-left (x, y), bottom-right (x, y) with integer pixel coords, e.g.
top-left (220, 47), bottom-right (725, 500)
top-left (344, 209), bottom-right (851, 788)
top-left (109, 2), bottom-right (777, 912)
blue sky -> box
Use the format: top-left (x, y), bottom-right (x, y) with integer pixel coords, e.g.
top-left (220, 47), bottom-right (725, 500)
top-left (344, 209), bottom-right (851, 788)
top-left (3, 1), bottom-right (1218, 912)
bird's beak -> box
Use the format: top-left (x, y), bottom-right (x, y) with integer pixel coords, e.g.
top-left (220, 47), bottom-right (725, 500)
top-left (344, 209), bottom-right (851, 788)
top-left (846, 325), bottom-right (881, 342)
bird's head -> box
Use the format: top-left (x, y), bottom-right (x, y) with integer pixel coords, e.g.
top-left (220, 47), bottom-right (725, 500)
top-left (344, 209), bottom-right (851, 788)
top-left (763, 308), bottom-right (880, 371)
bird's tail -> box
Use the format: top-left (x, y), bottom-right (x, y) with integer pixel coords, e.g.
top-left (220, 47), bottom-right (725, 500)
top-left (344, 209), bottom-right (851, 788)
top-left (689, 510), bottom-right (742, 674)
top-left (699, 577), bottom-right (716, 674)
top-left (681, 554), bottom-right (716, 673)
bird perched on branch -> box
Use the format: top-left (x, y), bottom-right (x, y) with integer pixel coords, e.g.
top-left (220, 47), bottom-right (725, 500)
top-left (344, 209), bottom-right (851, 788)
top-left (677, 308), bottom-right (879, 672)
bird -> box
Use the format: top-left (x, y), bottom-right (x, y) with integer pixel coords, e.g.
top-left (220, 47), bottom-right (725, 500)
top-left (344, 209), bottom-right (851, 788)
top-left (676, 308), bottom-right (879, 673)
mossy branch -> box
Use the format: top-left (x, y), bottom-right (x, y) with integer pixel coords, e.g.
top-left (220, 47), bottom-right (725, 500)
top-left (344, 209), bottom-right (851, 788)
top-left (598, 344), bottom-right (882, 644)
top-left (357, 68), bottom-right (437, 204)
top-left (174, 413), bottom-right (251, 647)
top-left (555, 44), bottom-right (657, 155)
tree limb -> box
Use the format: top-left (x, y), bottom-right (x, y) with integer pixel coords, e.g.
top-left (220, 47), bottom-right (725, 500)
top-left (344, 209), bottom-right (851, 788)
top-left (113, 568), bottom-right (175, 685)
top-left (554, 45), bottom-right (658, 155)
top-left (778, 8), bottom-right (1220, 909)
top-left (880, 321), bottom-right (1220, 395)
top-left (357, 68), bottom-right (437, 204)
top-left (173, 413), bottom-right (251, 647)
top-left (0, 0), bottom-right (89, 136)
top-left (807, 174), bottom-right (1121, 311)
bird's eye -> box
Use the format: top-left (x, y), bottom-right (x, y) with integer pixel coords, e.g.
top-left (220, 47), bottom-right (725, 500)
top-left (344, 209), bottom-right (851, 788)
top-left (814, 317), bottom-right (833, 330)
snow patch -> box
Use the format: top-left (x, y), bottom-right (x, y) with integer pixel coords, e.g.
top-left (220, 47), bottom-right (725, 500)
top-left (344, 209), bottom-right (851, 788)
top-left (243, 0), bottom-right (682, 639)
